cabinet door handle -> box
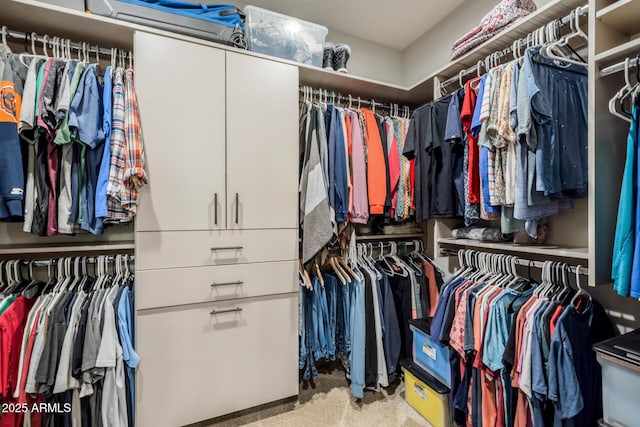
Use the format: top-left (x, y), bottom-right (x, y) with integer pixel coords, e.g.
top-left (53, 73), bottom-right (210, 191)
top-left (211, 281), bottom-right (244, 287)
top-left (235, 193), bottom-right (239, 224)
top-left (210, 307), bottom-right (242, 315)
top-left (214, 193), bottom-right (218, 225)
top-left (210, 246), bottom-right (243, 251)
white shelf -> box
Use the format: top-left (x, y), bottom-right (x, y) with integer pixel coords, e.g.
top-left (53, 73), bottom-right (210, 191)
top-left (595, 36), bottom-right (640, 64)
top-left (420, 0), bottom-right (587, 90)
top-left (356, 233), bottom-right (424, 241)
top-left (596, 0), bottom-right (640, 35)
top-left (0, 241), bottom-right (135, 256)
top-left (5, 0), bottom-right (587, 105)
top-left (437, 238), bottom-right (589, 261)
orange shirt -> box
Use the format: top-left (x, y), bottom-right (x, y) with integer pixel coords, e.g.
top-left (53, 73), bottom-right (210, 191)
top-left (361, 109), bottom-right (386, 214)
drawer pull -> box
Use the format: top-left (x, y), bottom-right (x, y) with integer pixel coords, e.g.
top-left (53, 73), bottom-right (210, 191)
top-left (210, 246), bottom-right (243, 251)
top-left (235, 193), bottom-right (239, 224)
top-left (210, 307), bottom-right (243, 315)
top-left (214, 193), bottom-right (218, 225)
top-left (211, 281), bottom-right (244, 287)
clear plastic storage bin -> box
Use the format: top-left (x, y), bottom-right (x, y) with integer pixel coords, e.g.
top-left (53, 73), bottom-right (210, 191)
top-left (410, 319), bottom-right (452, 388)
top-left (244, 5), bottom-right (328, 67)
top-left (594, 330), bottom-right (640, 427)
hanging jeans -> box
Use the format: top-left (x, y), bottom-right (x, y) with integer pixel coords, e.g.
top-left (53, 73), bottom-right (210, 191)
top-left (349, 278), bottom-right (366, 399)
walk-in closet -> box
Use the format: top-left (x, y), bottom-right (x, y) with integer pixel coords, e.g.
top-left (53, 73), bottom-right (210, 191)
top-left (2, 0), bottom-right (640, 426)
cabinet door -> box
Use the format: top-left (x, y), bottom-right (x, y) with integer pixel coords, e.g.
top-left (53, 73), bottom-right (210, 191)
top-left (226, 52), bottom-right (299, 230)
top-left (136, 293), bottom-right (299, 427)
top-left (134, 32), bottom-right (226, 231)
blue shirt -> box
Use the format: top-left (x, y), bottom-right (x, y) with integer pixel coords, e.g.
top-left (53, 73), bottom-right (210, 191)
top-left (430, 276), bottom-right (466, 340)
top-left (480, 146), bottom-right (501, 214)
top-left (631, 107), bottom-right (640, 298)
top-left (613, 105), bottom-right (638, 297)
top-left (95, 66), bottom-right (112, 219)
top-left (482, 287), bottom-right (533, 372)
top-left (471, 74), bottom-right (488, 137)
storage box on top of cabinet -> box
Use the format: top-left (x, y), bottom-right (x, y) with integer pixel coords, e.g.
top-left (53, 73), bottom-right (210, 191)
top-left (244, 5), bottom-right (328, 67)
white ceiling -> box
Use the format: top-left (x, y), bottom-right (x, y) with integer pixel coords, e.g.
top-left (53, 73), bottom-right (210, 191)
top-left (240, 0), bottom-right (468, 50)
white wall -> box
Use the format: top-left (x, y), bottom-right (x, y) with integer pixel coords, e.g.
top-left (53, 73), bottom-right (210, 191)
top-left (402, 0), bottom-right (553, 86)
top-left (325, 30), bottom-right (404, 85)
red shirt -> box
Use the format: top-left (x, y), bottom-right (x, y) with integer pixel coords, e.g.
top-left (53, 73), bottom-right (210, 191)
top-left (0, 296), bottom-right (36, 427)
top-left (461, 78), bottom-right (481, 204)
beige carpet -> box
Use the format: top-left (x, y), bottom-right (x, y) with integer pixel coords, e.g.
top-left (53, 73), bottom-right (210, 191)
top-left (202, 363), bottom-right (433, 427)
top-left (243, 384), bottom-right (432, 427)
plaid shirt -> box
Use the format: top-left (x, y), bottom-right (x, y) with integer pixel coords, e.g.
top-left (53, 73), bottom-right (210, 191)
top-left (121, 68), bottom-right (148, 215)
top-left (105, 67), bottom-right (130, 223)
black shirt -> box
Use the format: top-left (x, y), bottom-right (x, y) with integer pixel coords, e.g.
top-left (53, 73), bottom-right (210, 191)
top-left (431, 94), bottom-right (456, 217)
top-left (403, 104), bottom-right (433, 222)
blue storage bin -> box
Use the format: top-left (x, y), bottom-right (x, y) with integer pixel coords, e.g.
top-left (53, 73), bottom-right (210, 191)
top-left (410, 319), bottom-right (452, 388)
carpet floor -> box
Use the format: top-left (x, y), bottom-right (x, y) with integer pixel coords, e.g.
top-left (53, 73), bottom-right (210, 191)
top-left (204, 363), bottom-right (432, 427)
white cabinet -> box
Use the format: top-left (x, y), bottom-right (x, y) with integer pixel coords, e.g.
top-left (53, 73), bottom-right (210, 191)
top-left (134, 34), bottom-right (226, 232)
top-left (135, 33), bottom-right (299, 232)
top-left (133, 31), bottom-right (299, 426)
top-left (226, 52), bottom-right (300, 230)
top-left (136, 293), bottom-right (299, 427)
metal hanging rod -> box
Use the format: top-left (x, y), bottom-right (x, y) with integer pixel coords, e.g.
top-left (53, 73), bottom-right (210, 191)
top-left (2, 26), bottom-right (131, 60)
top-left (299, 86), bottom-right (412, 114)
top-left (440, 4), bottom-right (589, 90)
top-left (9, 255), bottom-right (136, 268)
top-left (600, 56), bottom-right (640, 78)
top-left (439, 247), bottom-right (588, 275)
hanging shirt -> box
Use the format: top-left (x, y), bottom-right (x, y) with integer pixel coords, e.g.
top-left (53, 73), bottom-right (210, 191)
top-left (386, 117), bottom-right (400, 218)
top-left (348, 110), bottom-right (368, 224)
top-left (612, 105), bottom-right (638, 297)
top-left (431, 94), bottom-right (457, 217)
top-left (445, 89), bottom-right (466, 217)
top-left (0, 54), bottom-right (29, 220)
top-left (120, 68), bottom-right (148, 218)
top-left (462, 77), bottom-right (481, 204)
top-left (106, 68), bottom-right (130, 223)
top-left (629, 104), bottom-right (640, 298)
top-left (299, 102), bottom-right (333, 263)
top-left (362, 108), bottom-right (386, 215)
top-left (404, 104), bottom-right (433, 222)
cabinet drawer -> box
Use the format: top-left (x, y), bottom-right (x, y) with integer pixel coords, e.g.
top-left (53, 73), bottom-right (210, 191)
top-left (136, 229), bottom-right (298, 270)
top-left (136, 294), bottom-right (299, 427)
top-left (136, 261), bottom-right (298, 310)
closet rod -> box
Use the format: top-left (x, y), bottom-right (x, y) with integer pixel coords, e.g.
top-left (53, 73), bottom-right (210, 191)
top-left (439, 4), bottom-right (589, 90)
top-left (16, 255), bottom-right (136, 267)
top-left (600, 56), bottom-right (640, 78)
top-left (2, 26), bottom-right (130, 59)
top-left (299, 87), bottom-right (411, 112)
top-left (439, 248), bottom-right (588, 275)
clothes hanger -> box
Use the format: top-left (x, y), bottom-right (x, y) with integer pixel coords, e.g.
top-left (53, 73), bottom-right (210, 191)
top-left (314, 258), bottom-right (325, 287)
top-left (609, 58), bottom-right (633, 123)
top-left (570, 265), bottom-right (591, 307)
top-left (1, 26), bottom-right (8, 51)
top-left (41, 35), bottom-right (50, 57)
top-left (619, 55), bottom-right (640, 115)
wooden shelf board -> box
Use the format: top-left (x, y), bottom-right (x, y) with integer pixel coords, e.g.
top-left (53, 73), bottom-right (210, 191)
top-left (437, 238), bottom-right (589, 260)
top-left (596, 0), bottom-right (640, 35)
top-left (355, 233), bottom-right (425, 241)
top-left (595, 36), bottom-right (640, 64)
top-left (0, 242), bottom-right (135, 255)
